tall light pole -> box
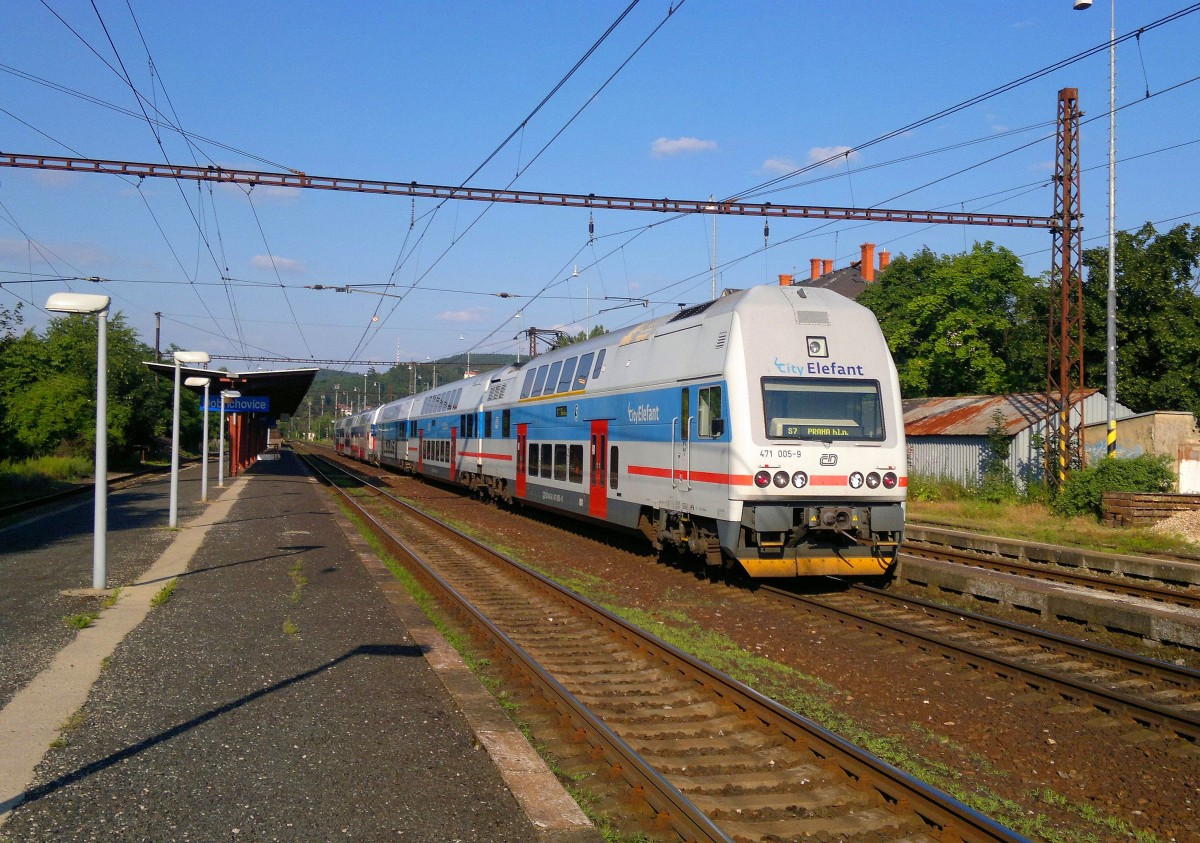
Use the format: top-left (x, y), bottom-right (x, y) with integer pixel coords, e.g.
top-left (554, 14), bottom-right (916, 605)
top-left (218, 389), bottom-right (241, 487)
top-left (45, 292), bottom-right (111, 590)
top-left (185, 377), bottom-right (211, 502)
top-left (170, 350), bottom-right (210, 527)
top-left (1075, 0), bottom-right (1118, 456)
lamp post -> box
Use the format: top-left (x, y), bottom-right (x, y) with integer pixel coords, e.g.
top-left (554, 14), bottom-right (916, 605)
top-left (170, 351), bottom-right (210, 527)
top-left (1075, 0), bottom-right (1118, 456)
top-left (218, 389), bottom-right (241, 487)
top-left (45, 292), bottom-right (111, 590)
top-left (185, 377), bottom-right (211, 502)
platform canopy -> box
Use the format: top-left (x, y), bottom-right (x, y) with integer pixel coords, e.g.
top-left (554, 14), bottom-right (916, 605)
top-left (143, 363), bottom-right (318, 417)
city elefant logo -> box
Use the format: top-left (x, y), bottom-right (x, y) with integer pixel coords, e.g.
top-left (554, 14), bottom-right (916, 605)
top-left (627, 403), bottom-right (661, 423)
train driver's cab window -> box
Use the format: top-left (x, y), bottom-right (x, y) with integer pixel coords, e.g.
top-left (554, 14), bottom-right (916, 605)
top-left (761, 378), bottom-right (884, 441)
top-left (698, 385), bottom-right (724, 438)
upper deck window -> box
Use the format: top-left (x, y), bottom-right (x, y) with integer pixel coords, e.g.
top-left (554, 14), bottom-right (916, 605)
top-left (761, 378), bottom-right (884, 441)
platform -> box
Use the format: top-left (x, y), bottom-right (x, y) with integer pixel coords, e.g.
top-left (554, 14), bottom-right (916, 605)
top-left (0, 451), bottom-right (597, 842)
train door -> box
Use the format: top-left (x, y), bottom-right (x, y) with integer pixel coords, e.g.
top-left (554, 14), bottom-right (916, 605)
top-left (516, 424), bottom-right (528, 499)
top-left (673, 388), bottom-right (692, 490)
top-left (589, 420), bottom-right (608, 519)
top-left (417, 429), bottom-right (424, 474)
top-left (450, 427), bottom-right (458, 481)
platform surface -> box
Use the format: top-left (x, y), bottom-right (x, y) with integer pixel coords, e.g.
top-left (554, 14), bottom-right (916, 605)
top-left (0, 452), bottom-right (596, 842)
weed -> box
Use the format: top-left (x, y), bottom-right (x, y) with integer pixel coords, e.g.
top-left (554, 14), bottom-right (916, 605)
top-left (283, 618), bottom-right (300, 636)
top-left (100, 587), bottom-right (122, 609)
top-left (287, 559), bottom-right (308, 603)
top-left (63, 612), bottom-right (97, 629)
top-left (150, 580), bottom-right (177, 607)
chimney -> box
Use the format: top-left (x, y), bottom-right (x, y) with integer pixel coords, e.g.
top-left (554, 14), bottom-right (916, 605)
top-left (778, 273), bottom-right (794, 286)
top-left (879, 250), bottom-right (891, 272)
top-left (810, 258), bottom-right (821, 280)
top-left (860, 243), bottom-right (876, 282)
top-left (822, 259), bottom-right (833, 275)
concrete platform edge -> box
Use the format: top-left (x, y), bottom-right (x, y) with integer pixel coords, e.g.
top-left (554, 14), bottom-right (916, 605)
top-left (320, 478), bottom-right (601, 843)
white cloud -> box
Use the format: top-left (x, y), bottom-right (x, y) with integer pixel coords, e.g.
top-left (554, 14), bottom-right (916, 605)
top-left (251, 254), bottom-right (305, 273)
top-left (651, 136), bottom-right (718, 158)
top-left (762, 157), bottom-right (798, 175)
top-left (808, 146), bottom-right (861, 167)
top-left (438, 306), bottom-right (489, 323)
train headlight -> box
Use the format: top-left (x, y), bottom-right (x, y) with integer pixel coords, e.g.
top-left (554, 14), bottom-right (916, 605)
top-left (773, 470), bottom-right (790, 488)
top-left (754, 470), bottom-right (772, 488)
top-left (882, 472), bottom-right (898, 489)
top-left (866, 472), bottom-right (881, 489)
top-left (848, 472), bottom-right (864, 489)
top-left (791, 471), bottom-right (808, 488)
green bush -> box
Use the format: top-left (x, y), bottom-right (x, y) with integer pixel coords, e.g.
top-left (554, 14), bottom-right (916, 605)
top-left (1051, 454), bottom-right (1176, 519)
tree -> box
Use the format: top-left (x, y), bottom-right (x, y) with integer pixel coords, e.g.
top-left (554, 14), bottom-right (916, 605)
top-left (857, 242), bottom-right (1045, 397)
top-left (556, 325), bottom-right (607, 347)
top-left (0, 310), bottom-right (180, 463)
top-left (1082, 223), bottom-right (1200, 419)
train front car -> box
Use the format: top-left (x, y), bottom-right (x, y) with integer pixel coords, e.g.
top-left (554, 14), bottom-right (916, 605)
top-left (723, 285), bottom-right (906, 577)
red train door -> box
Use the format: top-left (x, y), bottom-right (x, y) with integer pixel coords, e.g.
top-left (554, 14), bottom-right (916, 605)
top-left (450, 427), bottom-right (458, 482)
top-left (516, 423), bottom-right (528, 499)
top-left (589, 420), bottom-right (608, 519)
top-left (417, 429), bottom-right (424, 473)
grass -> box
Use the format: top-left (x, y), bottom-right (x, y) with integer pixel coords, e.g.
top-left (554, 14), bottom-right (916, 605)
top-left (49, 710), bottom-right (87, 749)
top-left (287, 559), bottom-right (308, 602)
top-left (150, 580), bottom-right (176, 607)
top-left (908, 494), bottom-right (1200, 558)
top-left (62, 612), bottom-right (98, 629)
top-left (282, 618), bottom-right (300, 636)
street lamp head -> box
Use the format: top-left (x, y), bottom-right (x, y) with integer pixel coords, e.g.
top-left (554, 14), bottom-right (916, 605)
top-left (1072, 0), bottom-right (1092, 8)
top-left (45, 292), bottom-right (110, 315)
top-left (185, 377), bottom-right (211, 387)
top-left (221, 389), bottom-right (242, 400)
top-left (173, 350), bottom-right (210, 365)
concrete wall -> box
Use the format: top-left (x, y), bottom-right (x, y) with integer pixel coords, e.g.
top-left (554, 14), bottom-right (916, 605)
top-left (1083, 411), bottom-right (1200, 492)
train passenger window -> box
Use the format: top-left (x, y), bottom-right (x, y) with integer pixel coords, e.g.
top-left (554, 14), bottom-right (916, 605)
top-left (679, 389), bottom-right (690, 442)
top-left (542, 361), bottom-right (563, 397)
top-left (568, 445), bottom-right (583, 484)
top-left (520, 369), bottom-right (538, 399)
top-left (698, 386), bottom-right (724, 438)
top-left (540, 444), bottom-right (553, 478)
top-left (553, 444), bottom-right (567, 481)
top-left (555, 358), bottom-right (578, 393)
top-left (501, 409), bottom-right (510, 438)
top-left (531, 365), bottom-right (550, 397)
top-left (574, 352), bottom-right (594, 389)
top-left (592, 348), bottom-right (606, 379)
top-left (609, 445), bottom-right (619, 489)
top-left (484, 411), bottom-right (493, 438)
top-left (528, 442), bottom-right (539, 476)
top-left (460, 414), bottom-right (467, 436)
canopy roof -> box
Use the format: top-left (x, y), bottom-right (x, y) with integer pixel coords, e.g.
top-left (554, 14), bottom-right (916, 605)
top-left (143, 363), bottom-right (318, 417)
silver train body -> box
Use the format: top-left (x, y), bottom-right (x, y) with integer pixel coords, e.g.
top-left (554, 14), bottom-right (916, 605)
top-left (335, 284), bottom-right (906, 577)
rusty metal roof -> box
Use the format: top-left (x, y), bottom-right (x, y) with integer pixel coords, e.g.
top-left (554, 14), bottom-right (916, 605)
top-left (902, 391), bottom-right (1097, 436)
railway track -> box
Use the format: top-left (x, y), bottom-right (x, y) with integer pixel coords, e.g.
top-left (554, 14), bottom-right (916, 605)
top-left (764, 582), bottom-right (1200, 744)
top-left (299, 448), bottom-right (1024, 843)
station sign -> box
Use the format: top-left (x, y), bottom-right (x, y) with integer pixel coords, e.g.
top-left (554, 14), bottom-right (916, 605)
top-left (205, 395), bottom-right (270, 413)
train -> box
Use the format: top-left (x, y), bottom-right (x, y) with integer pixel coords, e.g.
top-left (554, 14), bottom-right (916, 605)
top-left (334, 282), bottom-right (907, 578)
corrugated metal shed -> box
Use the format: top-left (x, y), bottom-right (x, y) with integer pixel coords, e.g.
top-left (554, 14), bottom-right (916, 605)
top-left (903, 391), bottom-right (1135, 489)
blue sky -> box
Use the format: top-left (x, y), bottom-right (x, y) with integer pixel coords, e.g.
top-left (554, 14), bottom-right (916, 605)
top-left (2, 1), bottom-right (1197, 374)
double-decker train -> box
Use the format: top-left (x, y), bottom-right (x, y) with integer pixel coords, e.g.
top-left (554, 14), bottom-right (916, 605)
top-left (335, 283), bottom-right (907, 578)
